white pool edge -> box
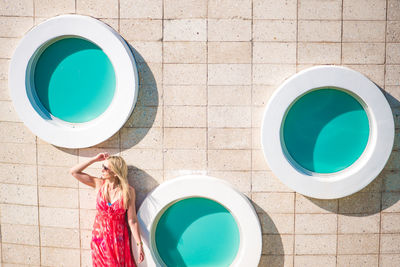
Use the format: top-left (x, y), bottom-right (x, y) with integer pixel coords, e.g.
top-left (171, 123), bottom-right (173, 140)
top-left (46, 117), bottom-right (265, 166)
top-left (136, 175), bottom-right (262, 267)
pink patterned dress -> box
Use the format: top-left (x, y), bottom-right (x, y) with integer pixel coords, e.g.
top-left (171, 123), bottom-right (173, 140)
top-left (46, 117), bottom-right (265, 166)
top-left (91, 182), bottom-right (136, 267)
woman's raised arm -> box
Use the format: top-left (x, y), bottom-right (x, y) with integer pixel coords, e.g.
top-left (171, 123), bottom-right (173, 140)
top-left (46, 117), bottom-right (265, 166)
top-left (69, 152), bottom-right (108, 189)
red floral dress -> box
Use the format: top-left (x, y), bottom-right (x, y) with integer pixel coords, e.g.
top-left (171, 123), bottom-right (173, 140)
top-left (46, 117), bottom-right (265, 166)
top-left (91, 182), bottom-right (136, 267)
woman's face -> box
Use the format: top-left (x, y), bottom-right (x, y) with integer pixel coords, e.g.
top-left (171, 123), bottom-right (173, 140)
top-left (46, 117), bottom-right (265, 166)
top-left (101, 160), bottom-right (114, 179)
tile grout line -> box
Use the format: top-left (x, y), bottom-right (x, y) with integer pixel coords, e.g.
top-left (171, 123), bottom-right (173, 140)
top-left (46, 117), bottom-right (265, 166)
top-left (162, 0), bottom-right (165, 182)
top-left (250, 0), bottom-right (254, 201)
top-left (77, 149), bottom-right (82, 267)
top-left (206, 1), bottom-right (209, 176)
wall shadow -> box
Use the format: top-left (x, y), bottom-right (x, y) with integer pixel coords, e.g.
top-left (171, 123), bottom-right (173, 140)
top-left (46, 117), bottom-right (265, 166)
top-left (250, 200), bottom-right (285, 267)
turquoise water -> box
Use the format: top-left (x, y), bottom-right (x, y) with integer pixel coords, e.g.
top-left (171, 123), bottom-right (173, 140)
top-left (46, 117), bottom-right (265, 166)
top-left (34, 37), bottom-right (116, 123)
top-left (283, 88), bottom-right (370, 173)
top-left (155, 197), bottom-right (240, 267)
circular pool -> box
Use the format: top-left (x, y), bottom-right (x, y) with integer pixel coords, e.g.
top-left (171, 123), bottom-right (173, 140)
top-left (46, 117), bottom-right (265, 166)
top-left (136, 175), bottom-right (262, 267)
top-left (9, 15), bottom-right (138, 148)
top-left (261, 66), bottom-right (394, 199)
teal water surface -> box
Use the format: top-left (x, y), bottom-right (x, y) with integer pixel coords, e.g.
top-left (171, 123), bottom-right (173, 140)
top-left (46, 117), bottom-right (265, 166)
top-left (283, 88), bottom-right (370, 173)
top-left (155, 197), bottom-right (240, 267)
top-left (34, 37), bottom-right (116, 123)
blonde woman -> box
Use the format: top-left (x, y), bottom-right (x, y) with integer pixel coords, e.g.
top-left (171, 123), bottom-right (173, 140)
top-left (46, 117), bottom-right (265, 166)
top-left (69, 152), bottom-right (144, 266)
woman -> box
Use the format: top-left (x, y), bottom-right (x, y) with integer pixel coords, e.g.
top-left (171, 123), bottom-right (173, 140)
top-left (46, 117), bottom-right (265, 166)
top-left (69, 152), bottom-right (145, 266)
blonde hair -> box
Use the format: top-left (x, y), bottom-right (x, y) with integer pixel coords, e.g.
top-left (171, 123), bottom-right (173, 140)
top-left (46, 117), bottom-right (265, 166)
top-left (101, 156), bottom-right (131, 209)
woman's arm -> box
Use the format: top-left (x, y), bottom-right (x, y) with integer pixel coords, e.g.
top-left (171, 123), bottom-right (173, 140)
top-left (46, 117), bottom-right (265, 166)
top-left (69, 153), bottom-right (107, 189)
top-left (127, 186), bottom-right (145, 263)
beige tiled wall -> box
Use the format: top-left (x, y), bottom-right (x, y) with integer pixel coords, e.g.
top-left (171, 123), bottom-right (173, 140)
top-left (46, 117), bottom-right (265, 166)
top-left (0, 0), bottom-right (399, 266)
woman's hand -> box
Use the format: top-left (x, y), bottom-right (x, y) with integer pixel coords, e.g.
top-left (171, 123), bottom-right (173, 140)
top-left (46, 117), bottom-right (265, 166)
top-left (93, 152), bottom-right (109, 162)
top-left (136, 244), bottom-right (145, 263)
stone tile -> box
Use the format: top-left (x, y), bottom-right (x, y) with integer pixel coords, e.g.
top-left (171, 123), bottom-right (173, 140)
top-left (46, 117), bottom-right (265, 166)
top-left (0, 163), bottom-right (36, 185)
top-left (252, 192), bottom-right (294, 213)
top-left (164, 106), bottom-right (206, 127)
top-left (382, 192), bottom-right (400, 212)
top-left (342, 43), bottom-right (385, 64)
top-left (0, 17), bottom-right (33, 37)
top-left (0, 37), bottom-right (19, 59)
top-left (253, 0), bottom-right (297, 19)
top-left (164, 0), bottom-right (207, 19)
top-left (295, 235), bottom-right (337, 255)
top-left (258, 213), bottom-right (294, 234)
top-left (381, 234), bottom-right (400, 253)
top-left (380, 254), bottom-right (400, 266)
top-left (252, 149), bottom-right (271, 171)
top-left (208, 42), bottom-right (251, 64)
top-left (0, 204), bottom-right (38, 225)
top-left (136, 84), bottom-right (161, 107)
top-left (41, 247), bottom-right (80, 267)
top-left (208, 64), bottom-right (251, 85)
top-left (39, 207), bottom-right (79, 228)
top-left (262, 234), bottom-right (294, 255)
top-left (120, 19), bottom-right (162, 41)
top-left (76, 0), bottom-right (118, 18)
top-left (296, 193), bottom-right (338, 213)
top-left (0, 100), bottom-right (21, 122)
top-left (298, 43), bottom-right (341, 64)
top-left (164, 149), bottom-right (206, 170)
top-left (128, 41), bottom-right (162, 64)
top-left (388, 0), bottom-right (400, 20)
top-left (125, 106), bottom-right (163, 128)
top-left (120, 149), bottom-right (163, 170)
top-left (298, 0), bottom-right (342, 20)
top-left (0, 122), bottom-right (35, 143)
top-left (382, 171), bottom-right (400, 192)
top-left (294, 256), bottom-right (336, 267)
top-left (164, 85), bottom-right (206, 106)
top-left (0, 143), bottom-right (36, 164)
top-left (164, 19), bottom-right (206, 41)
top-left (208, 85), bottom-right (251, 106)
top-left (381, 213), bottom-right (400, 233)
top-left (120, 0), bottom-right (162, 19)
top-left (38, 166), bottom-right (78, 188)
top-left (343, 21), bottom-right (386, 42)
top-left (40, 227), bottom-right (80, 248)
top-left (386, 151), bottom-right (400, 170)
top-left (80, 229), bottom-right (92, 249)
top-left (137, 62), bottom-right (162, 86)
top-left (253, 64), bottom-right (296, 85)
top-left (208, 128), bottom-right (251, 149)
top-left (81, 249), bottom-right (92, 267)
top-left (0, 58), bottom-right (9, 80)
top-left (295, 214), bottom-right (337, 234)
top-left (338, 213), bottom-right (380, 233)
top-left (207, 171), bottom-right (251, 193)
top-left (387, 21), bottom-right (400, 42)
top-left (337, 234), bottom-right (379, 254)
top-left (343, 0), bottom-right (386, 20)
top-left (252, 171), bottom-right (294, 192)
top-left (0, 0), bottom-right (33, 16)
top-left (387, 43), bottom-right (400, 64)
top-left (127, 169), bottom-right (163, 206)
top-left (339, 192), bottom-right (381, 214)
top-left (298, 21), bottom-right (341, 42)
top-left (253, 20), bottom-right (296, 42)
top-left (1, 224), bottom-right (39, 245)
top-left (384, 86), bottom-right (400, 108)
top-left (34, 0), bottom-right (75, 17)
top-left (208, 150), bottom-right (251, 171)
top-left (120, 127), bottom-right (162, 149)
top-left (337, 255), bottom-right (378, 267)
top-left (79, 209), bottom-right (96, 230)
top-left (252, 85), bottom-right (277, 106)
top-left (164, 128), bottom-right (206, 149)
top-left (0, 79), bottom-right (10, 100)
top-left (163, 64), bottom-right (207, 85)
top-left (1, 244), bottom-right (40, 265)
top-left (163, 42), bottom-right (206, 63)
top-left (208, 106), bottom-right (251, 127)
top-left (259, 255), bottom-right (293, 267)
top-left (253, 42), bottom-right (296, 64)
top-left (208, 0), bottom-right (252, 19)
top-left (386, 65), bottom-right (400, 86)
top-left (208, 19), bottom-right (251, 41)
top-left (37, 144), bottom-right (77, 166)
top-left (0, 184), bottom-right (37, 205)
top-left (38, 187), bottom-right (78, 208)
top-left (344, 64), bottom-right (385, 88)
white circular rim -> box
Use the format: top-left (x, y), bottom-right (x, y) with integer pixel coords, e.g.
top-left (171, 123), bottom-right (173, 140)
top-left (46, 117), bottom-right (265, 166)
top-left (8, 14), bottom-right (138, 148)
top-left (261, 66), bottom-right (394, 199)
top-left (136, 175), bottom-right (262, 267)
